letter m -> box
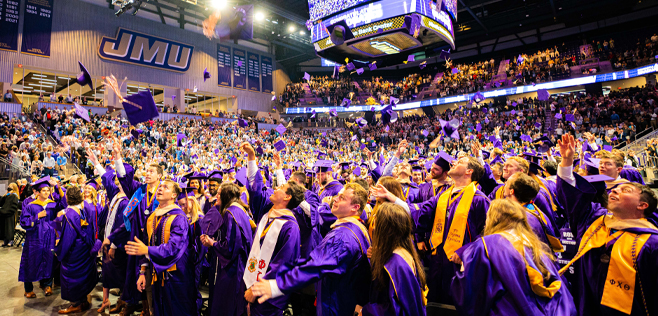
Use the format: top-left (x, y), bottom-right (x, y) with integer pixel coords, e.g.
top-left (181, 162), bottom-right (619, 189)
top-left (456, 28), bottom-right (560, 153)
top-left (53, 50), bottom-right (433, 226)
top-left (130, 36), bottom-right (168, 65)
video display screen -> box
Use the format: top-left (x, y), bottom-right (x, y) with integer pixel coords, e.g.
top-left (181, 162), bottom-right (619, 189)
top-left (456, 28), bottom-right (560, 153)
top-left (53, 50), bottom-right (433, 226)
top-left (308, 0), bottom-right (373, 22)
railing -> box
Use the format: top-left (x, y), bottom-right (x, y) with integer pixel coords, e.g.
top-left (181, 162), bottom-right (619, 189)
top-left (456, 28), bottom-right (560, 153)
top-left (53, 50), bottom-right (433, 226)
top-left (31, 116), bottom-right (83, 177)
top-left (0, 156), bottom-right (30, 182)
top-left (619, 128), bottom-right (658, 152)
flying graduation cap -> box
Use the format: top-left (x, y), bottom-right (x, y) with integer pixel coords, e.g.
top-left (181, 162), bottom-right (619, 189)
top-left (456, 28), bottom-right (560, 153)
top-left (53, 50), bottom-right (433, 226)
top-left (341, 98), bottom-right (351, 107)
top-left (439, 119), bottom-right (460, 139)
top-left (439, 49), bottom-right (451, 60)
top-left (77, 61), bottom-right (93, 90)
top-left (327, 19), bottom-right (354, 46)
top-left (123, 90), bottom-right (159, 125)
top-left (303, 72), bottom-right (311, 81)
top-left (275, 123), bottom-right (287, 135)
top-left (537, 89), bottom-right (550, 101)
top-left (369, 62), bottom-right (377, 71)
top-left (203, 67), bottom-right (211, 82)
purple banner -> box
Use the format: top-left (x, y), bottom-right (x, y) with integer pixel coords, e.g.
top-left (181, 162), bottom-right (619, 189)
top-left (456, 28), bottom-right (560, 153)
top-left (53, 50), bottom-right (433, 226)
top-left (0, 0), bottom-right (20, 52)
top-left (21, 0), bottom-right (53, 57)
top-left (217, 44), bottom-right (232, 87)
top-left (261, 56), bottom-right (273, 94)
top-left (232, 48), bottom-right (246, 90)
top-left (247, 52), bottom-right (260, 92)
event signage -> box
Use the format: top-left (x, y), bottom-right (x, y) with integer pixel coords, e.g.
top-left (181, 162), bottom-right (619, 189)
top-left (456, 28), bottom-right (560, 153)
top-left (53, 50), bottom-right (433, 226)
top-left (232, 48), bottom-right (247, 89)
top-left (247, 52), bottom-right (260, 92)
top-left (217, 44), bottom-right (232, 87)
top-left (21, 0), bottom-right (53, 57)
top-left (98, 28), bottom-right (194, 72)
top-left (0, 0), bottom-right (20, 52)
top-left (261, 56), bottom-right (273, 94)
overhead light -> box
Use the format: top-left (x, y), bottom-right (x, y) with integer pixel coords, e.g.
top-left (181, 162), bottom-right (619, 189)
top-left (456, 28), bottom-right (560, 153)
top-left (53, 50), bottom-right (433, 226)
top-left (255, 12), bottom-right (264, 21)
top-left (299, 30), bottom-right (305, 35)
top-left (272, 20), bottom-right (278, 24)
top-left (211, 0), bottom-right (225, 9)
top-left (289, 25), bottom-right (295, 32)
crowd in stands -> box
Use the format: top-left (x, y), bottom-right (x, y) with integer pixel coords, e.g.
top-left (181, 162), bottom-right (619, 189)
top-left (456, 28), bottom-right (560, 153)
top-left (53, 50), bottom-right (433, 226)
top-left (282, 33), bottom-right (658, 108)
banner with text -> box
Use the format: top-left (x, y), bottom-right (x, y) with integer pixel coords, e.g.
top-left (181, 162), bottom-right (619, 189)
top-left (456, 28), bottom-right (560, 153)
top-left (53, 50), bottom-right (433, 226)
top-left (261, 56), bottom-right (273, 94)
top-left (247, 52), bottom-right (260, 92)
top-left (0, 0), bottom-right (20, 52)
top-left (217, 44), bottom-right (232, 87)
top-left (21, 0), bottom-right (53, 57)
top-left (233, 48), bottom-right (246, 90)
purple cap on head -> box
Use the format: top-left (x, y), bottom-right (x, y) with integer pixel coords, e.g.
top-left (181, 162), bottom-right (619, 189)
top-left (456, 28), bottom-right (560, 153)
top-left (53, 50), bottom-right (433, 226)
top-left (77, 61), bottom-right (93, 90)
top-left (275, 123), bottom-right (287, 135)
top-left (434, 152), bottom-right (454, 171)
top-left (32, 176), bottom-right (51, 191)
top-left (533, 135), bottom-right (554, 153)
top-left (177, 184), bottom-right (196, 201)
top-left (583, 174), bottom-right (614, 192)
top-left (203, 67), bottom-right (211, 82)
top-left (584, 158), bottom-right (600, 175)
top-left (123, 90), bottom-right (159, 126)
top-left (235, 167), bottom-right (248, 187)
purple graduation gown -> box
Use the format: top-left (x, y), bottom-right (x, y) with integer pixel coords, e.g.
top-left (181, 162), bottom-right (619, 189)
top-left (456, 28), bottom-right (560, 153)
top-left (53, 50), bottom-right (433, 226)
top-left (557, 173), bottom-right (658, 315)
top-left (293, 190), bottom-right (322, 259)
top-left (524, 203), bottom-right (559, 250)
top-left (147, 207), bottom-right (197, 316)
top-left (400, 182), bottom-right (422, 203)
top-left (363, 253), bottom-right (426, 316)
top-left (98, 169), bottom-right (129, 290)
top-left (410, 187), bottom-right (490, 304)
top-left (315, 180), bottom-right (344, 203)
top-left (18, 200), bottom-right (58, 282)
top-left (202, 205), bottom-right (254, 316)
top-left (275, 220), bottom-right (371, 316)
top-left (452, 234), bottom-right (576, 316)
top-left (188, 215), bottom-right (206, 315)
top-left (111, 163), bottom-right (159, 305)
top-left (247, 168), bottom-right (301, 316)
top-left (54, 205), bottom-right (101, 303)
top-left (489, 183), bottom-right (559, 235)
top-left (620, 167), bottom-right (645, 185)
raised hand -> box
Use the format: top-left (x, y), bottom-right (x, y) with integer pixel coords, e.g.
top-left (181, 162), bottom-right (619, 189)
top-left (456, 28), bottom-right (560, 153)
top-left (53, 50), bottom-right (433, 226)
top-left (395, 140), bottom-right (408, 158)
top-left (557, 134), bottom-right (576, 167)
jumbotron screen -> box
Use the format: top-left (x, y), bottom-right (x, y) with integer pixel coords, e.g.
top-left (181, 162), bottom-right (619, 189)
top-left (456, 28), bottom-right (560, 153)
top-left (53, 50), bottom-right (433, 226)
top-left (308, 0), bottom-right (457, 23)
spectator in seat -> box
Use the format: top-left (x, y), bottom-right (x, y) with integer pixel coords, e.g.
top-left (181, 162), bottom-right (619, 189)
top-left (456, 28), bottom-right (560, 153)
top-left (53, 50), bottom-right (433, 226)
top-left (4, 90), bottom-right (12, 102)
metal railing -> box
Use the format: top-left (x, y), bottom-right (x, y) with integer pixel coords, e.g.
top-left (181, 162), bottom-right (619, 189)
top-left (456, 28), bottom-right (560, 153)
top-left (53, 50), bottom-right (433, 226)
top-left (620, 128), bottom-right (658, 152)
top-left (0, 156), bottom-right (30, 182)
top-left (31, 116), bottom-right (83, 177)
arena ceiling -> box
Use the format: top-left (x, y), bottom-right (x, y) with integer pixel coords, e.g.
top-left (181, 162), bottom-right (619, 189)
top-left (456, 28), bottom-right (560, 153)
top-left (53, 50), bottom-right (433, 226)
top-left (104, 0), bottom-right (658, 70)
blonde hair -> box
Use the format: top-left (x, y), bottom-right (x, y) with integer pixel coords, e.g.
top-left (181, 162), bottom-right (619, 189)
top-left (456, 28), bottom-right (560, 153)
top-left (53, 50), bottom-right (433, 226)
top-left (185, 196), bottom-right (201, 224)
top-left (84, 185), bottom-right (98, 206)
top-left (507, 156), bottom-right (530, 174)
top-left (484, 199), bottom-right (554, 280)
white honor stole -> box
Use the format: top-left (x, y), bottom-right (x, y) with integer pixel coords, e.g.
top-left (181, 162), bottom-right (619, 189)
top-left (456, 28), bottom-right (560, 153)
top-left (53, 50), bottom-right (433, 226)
top-left (243, 209), bottom-right (293, 289)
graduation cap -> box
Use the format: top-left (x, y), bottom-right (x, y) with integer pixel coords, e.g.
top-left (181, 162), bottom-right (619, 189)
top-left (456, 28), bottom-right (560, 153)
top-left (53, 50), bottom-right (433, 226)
top-left (256, 146), bottom-right (264, 155)
top-left (273, 139), bottom-right (286, 152)
top-left (565, 114), bottom-right (575, 122)
top-left (440, 118), bottom-right (460, 139)
top-left (338, 162), bottom-right (351, 171)
top-left (407, 55), bottom-right (415, 63)
top-left (314, 160), bottom-right (334, 172)
top-left (537, 89), bottom-right (550, 101)
top-left (555, 113), bottom-right (562, 119)
top-left (74, 102), bottom-right (90, 122)
top-left (225, 167), bottom-right (236, 174)
top-left (422, 129), bottom-right (429, 137)
top-left (369, 62), bottom-right (377, 71)
top-left (275, 123), bottom-right (287, 134)
top-left (327, 19), bottom-right (354, 46)
top-left (434, 152), bottom-right (455, 171)
top-left (490, 155), bottom-right (505, 165)
top-left (203, 67), bottom-right (211, 82)
top-left (176, 133), bottom-right (187, 146)
top-left (584, 158), bottom-right (600, 175)
top-left (522, 153), bottom-right (544, 174)
top-left (517, 54), bottom-right (524, 64)
top-left (188, 172), bottom-right (206, 181)
top-left (310, 110), bottom-right (316, 118)
top-left (419, 61), bottom-right (427, 69)
top-left (85, 178), bottom-right (100, 190)
top-left (235, 167), bottom-right (248, 187)
top-left (583, 174), bottom-right (614, 193)
top-left (346, 62), bottom-right (355, 71)
top-left (471, 92), bottom-right (485, 104)
top-left (353, 166), bottom-right (362, 177)
top-left (390, 96), bottom-right (400, 105)
top-left (341, 98), bottom-right (351, 107)
top-left (328, 109), bottom-right (338, 117)
top-left (237, 60), bottom-right (243, 67)
top-left (207, 170), bottom-right (224, 183)
top-left (123, 90), bottom-right (159, 126)
top-left (475, 123), bottom-right (482, 132)
top-left (177, 183), bottom-right (196, 201)
top-left (356, 68), bottom-right (364, 75)
top-left (238, 118), bottom-right (249, 127)
top-left (452, 68), bottom-right (460, 74)
top-left (520, 135), bottom-right (532, 142)
top-left (533, 135), bottom-right (554, 153)
top-left (320, 139), bottom-right (328, 147)
top-left (355, 117), bottom-right (368, 128)
top-left (76, 61), bottom-right (93, 90)
top-left (31, 176), bottom-right (51, 191)
top-left (130, 129), bottom-right (142, 139)
top-left (439, 49), bottom-right (451, 60)
top-left (481, 150), bottom-right (490, 160)
top-left (303, 72), bottom-right (311, 81)
top-left (603, 145), bottom-right (613, 151)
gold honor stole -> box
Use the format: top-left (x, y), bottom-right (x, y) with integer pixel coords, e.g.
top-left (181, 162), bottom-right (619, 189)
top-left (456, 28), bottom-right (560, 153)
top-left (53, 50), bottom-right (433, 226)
top-left (558, 215), bottom-right (654, 314)
top-left (531, 174), bottom-right (557, 213)
top-left (485, 232), bottom-right (562, 298)
top-left (146, 212), bottom-right (179, 286)
top-left (227, 202), bottom-right (257, 231)
top-left (429, 182), bottom-right (477, 257)
top-left (495, 185), bottom-right (504, 199)
top-left (525, 204), bottom-right (564, 252)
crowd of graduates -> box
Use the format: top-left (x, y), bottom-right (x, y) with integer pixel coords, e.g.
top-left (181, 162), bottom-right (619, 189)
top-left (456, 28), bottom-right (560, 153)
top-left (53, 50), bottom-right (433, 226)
top-left (11, 83), bottom-right (658, 316)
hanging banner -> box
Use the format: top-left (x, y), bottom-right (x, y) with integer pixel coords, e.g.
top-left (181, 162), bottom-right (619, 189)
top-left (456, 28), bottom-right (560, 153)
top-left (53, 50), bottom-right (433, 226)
top-left (217, 44), bottom-right (232, 87)
top-left (0, 0), bottom-right (20, 52)
top-left (233, 48), bottom-right (246, 90)
top-left (261, 56), bottom-right (273, 94)
top-left (21, 0), bottom-right (54, 57)
top-left (247, 52), bottom-right (260, 92)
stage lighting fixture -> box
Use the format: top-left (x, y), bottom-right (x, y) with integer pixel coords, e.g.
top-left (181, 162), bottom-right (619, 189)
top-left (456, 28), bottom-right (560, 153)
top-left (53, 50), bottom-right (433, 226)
top-left (299, 30), bottom-right (305, 35)
top-left (289, 25), bottom-right (295, 32)
top-left (211, 0), bottom-right (225, 9)
top-left (255, 12), bottom-right (265, 20)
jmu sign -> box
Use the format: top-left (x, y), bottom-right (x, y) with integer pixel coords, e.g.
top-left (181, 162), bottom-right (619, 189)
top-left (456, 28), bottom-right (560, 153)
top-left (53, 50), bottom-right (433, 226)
top-left (98, 28), bottom-right (194, 72)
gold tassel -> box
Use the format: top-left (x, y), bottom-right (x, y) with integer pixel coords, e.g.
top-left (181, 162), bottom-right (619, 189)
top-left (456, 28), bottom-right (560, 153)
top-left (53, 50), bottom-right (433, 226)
top-left (103, 75), bottom-right (142, 109)
top-left (202, 11), bottom-right (221, 40)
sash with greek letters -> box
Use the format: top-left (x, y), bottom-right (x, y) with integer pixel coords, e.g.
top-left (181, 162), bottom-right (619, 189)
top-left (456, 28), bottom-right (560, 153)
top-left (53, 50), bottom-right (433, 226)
top-left (243, 211), bottom-right (292, 288)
